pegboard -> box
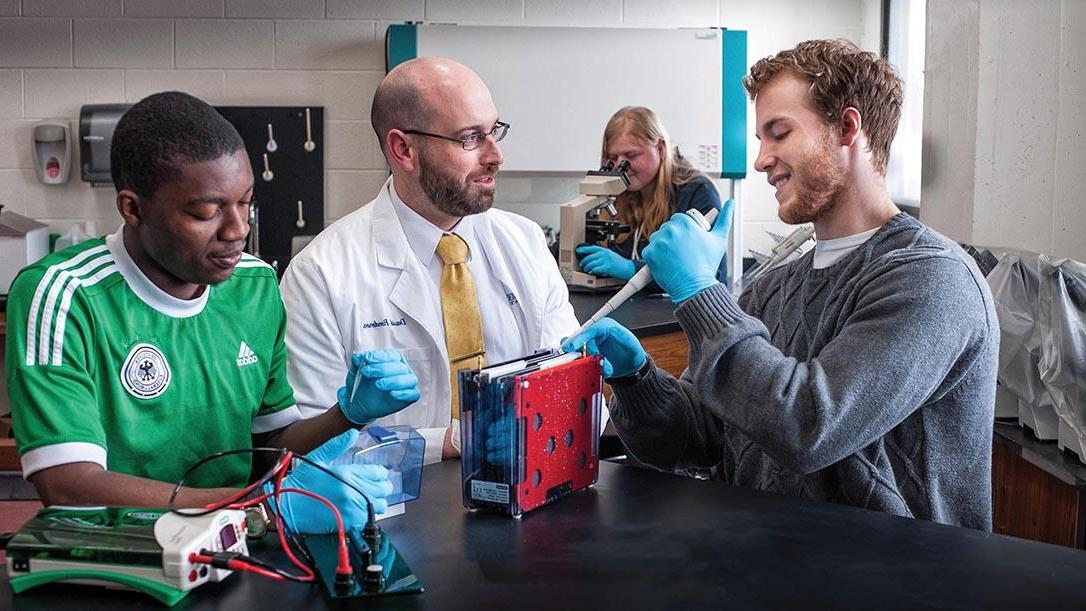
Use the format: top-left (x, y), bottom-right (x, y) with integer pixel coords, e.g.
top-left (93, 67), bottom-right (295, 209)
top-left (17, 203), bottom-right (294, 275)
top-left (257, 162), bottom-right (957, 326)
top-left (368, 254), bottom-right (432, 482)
top-left (215, 106), bottom-right (324, 275)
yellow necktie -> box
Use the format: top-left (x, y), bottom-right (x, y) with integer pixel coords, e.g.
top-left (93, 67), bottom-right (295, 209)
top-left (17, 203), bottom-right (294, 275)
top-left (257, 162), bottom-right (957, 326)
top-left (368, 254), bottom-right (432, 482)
top-left (436, 234), bottom-right (486, 420)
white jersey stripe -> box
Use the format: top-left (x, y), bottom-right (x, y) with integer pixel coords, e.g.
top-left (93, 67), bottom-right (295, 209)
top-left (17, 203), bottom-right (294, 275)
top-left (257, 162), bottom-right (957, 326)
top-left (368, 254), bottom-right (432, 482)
top-left (36, 256), bottom-right (115, 366)
top-left (51, 264), bottom-right (120, 366)
top-left (24, 246), bottom-right (111, 366)
top-left (235, 258), bottom-right (273, 269)
top-left (251, 405), bottom-right (303, 434)
top-left (19, 441), bottom-right (108, 480)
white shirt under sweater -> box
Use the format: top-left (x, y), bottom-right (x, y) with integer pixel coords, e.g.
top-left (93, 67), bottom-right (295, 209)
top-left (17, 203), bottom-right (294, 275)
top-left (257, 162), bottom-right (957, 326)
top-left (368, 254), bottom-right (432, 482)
top-left (812, 227), bottom-right (880, 269)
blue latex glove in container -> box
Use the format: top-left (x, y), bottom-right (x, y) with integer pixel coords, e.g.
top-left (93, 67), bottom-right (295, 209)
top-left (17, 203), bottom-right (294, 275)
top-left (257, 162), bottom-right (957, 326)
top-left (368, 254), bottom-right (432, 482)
top-left (642, 199), bottom-right (734, 303)
top-left (561, 317), bottom-right (646, 379)
top-left (483, 412), bottom-right (514, 466)
top-left (267, 429), bottom-right (393, 534)
top-left (575, 245), bottom-right (637, 281)
top-left (338, 350), bottom-right (421, 425)
top-left (331, 425), bottom-right (425, 506)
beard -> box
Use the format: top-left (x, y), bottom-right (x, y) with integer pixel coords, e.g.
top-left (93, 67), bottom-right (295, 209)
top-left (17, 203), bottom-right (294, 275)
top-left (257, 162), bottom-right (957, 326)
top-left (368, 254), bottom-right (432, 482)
top-left (418, 149), bottom-right (497, 218)
top-left (778, 130), bottom-right (848, 225)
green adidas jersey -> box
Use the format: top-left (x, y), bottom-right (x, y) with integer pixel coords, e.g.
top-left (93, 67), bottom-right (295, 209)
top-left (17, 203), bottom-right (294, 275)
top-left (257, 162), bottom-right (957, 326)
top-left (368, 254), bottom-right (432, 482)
top-left (6, 231), bottom-right (300, 488)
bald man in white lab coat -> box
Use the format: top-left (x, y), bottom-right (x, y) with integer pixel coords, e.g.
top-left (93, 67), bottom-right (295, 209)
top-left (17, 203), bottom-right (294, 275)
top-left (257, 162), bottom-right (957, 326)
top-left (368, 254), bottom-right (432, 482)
top-left (280, 57), bottom-right (579, 464)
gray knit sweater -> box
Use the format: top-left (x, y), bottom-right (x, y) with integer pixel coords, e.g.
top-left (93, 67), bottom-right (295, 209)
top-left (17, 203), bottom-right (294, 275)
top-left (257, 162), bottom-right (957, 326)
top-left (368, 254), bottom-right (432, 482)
top-left (611, 213), bottom-right (998, 530)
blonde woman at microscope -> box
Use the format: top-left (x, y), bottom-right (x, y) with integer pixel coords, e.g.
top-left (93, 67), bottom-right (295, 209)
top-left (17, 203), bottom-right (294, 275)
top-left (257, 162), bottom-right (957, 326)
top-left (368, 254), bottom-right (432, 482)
top-left (576, 106), bottom-right (727, 288)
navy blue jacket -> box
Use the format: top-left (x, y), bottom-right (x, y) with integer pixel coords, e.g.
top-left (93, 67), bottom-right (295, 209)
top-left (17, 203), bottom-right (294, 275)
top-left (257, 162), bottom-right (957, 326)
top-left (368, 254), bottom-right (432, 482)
top-left (607, 175), bottom-right (728, 290)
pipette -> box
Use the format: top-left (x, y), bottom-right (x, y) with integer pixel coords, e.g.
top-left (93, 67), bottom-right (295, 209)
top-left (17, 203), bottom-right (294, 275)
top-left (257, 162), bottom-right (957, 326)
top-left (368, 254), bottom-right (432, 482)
top-left (569, 207), bottom-right (720, 340)
top-left (735, 223), bottom-right (814, 293)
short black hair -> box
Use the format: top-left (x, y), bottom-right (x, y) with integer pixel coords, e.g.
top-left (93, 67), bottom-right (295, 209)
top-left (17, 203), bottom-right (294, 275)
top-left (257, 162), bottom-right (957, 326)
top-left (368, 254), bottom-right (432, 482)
top-left (111, 91), bottom-right (245, 197)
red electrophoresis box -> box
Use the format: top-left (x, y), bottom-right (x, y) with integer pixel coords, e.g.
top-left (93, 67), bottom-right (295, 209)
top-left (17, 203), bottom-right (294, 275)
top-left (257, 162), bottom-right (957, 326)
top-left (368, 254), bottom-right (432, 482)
top-left (460, 353), bottom-right (603, 517)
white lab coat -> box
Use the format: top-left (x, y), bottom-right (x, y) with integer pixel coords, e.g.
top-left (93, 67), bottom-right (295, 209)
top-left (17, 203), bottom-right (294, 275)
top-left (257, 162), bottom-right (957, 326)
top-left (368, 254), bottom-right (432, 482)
top-left (280, 177), bottom-right (580, 464)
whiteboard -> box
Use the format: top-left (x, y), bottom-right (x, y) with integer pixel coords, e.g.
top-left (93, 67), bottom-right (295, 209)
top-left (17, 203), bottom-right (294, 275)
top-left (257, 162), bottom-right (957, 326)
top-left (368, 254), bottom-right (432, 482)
top-left (390, 24), bottom-right (746, 176)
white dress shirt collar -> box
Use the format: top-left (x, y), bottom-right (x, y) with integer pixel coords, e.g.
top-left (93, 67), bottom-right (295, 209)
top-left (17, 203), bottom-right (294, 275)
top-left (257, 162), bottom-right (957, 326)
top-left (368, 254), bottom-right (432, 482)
top-left (388, 177), bottom-right (477, 267)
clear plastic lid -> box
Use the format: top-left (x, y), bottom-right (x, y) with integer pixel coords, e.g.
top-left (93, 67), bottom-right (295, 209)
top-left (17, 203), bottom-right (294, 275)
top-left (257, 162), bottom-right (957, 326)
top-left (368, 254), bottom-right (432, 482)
top-left (331, 425), bottom-right (425, 506)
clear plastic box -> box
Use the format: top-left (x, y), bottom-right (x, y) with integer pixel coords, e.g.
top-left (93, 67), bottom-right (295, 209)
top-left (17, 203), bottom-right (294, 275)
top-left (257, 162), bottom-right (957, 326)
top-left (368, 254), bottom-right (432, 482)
top-left (332, 425), bottom-right (425, 506)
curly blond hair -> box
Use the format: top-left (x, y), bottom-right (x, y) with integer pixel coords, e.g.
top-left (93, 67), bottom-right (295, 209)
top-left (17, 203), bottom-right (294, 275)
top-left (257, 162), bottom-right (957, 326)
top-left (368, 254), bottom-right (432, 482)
top-left (744, 39), bottom-right (903, 174)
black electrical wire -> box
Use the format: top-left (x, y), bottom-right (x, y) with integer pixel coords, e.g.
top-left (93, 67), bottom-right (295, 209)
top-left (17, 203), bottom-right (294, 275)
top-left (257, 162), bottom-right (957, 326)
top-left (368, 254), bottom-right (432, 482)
top-left (166, 447), bottom-right (287, 516)
top-left (167, 447), bottom-right (378, 526)
top-left (284, 529), bottom-right (316, 569)
top-left (197, 547), bottom-right (312, 583)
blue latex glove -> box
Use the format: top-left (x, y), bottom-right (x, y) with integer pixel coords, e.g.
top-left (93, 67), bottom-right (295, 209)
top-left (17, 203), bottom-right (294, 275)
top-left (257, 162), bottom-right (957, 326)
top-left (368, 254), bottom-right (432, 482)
top-left (269, 429), bottom-right (393, 534)
top-left (642, 199), bottom-right (734, 303)
top-left (338, 350), bottom-right (421, 425)
top-left (560, 318), bottom-right (646, 379)
top-left (484, 412), bottom-right (514, 466)
top-left (576, 245), bottom-right (636, 281)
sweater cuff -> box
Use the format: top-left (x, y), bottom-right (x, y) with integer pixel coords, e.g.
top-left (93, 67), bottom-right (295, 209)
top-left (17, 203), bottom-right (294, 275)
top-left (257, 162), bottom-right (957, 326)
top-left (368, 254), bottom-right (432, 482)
top-left (610, 356), bottom-right (677, 421)
top-left (675, 283), bottom-right (746, 340)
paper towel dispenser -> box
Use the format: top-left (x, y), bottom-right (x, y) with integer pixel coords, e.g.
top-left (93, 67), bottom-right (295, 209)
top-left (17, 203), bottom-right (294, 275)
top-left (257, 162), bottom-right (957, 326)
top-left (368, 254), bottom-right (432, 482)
top-left (79, 104), bottom-right (131, 187)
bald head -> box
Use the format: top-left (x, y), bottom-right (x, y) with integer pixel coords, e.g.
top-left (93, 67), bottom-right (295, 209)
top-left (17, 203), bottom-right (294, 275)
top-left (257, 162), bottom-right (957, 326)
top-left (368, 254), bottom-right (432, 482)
top-left (371, 57), bottom-right (494, 158)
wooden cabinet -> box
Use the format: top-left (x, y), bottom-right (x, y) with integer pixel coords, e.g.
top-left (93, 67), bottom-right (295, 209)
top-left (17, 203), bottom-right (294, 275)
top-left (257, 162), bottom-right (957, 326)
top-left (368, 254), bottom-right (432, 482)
top-left (0, 438), bottom-right (19, 471)
top-left (640, 331), bottom-right (689, 377)
top-left (992, 424), bottom-right (1086, 549)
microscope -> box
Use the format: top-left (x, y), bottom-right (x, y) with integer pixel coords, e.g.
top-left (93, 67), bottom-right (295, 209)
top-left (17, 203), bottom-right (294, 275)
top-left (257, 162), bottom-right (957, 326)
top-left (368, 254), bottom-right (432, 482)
top-left (558, 160), bottom-right (633, 291)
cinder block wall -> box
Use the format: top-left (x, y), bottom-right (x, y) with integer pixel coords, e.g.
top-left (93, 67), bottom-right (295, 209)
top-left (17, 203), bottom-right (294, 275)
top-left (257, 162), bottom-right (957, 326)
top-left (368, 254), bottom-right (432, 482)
top-left (0, 0), bottom-right (876, 256)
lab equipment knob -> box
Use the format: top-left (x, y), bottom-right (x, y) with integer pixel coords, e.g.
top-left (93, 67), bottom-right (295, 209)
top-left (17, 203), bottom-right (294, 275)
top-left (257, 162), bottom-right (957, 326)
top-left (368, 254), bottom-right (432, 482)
top-left (363, 564), bottom-right (385, 592)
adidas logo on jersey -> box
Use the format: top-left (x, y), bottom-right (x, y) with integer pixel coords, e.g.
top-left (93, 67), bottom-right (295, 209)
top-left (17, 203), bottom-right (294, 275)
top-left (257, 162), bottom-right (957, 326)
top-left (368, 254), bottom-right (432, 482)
top-left (237, 341), bottom-right (258, 367)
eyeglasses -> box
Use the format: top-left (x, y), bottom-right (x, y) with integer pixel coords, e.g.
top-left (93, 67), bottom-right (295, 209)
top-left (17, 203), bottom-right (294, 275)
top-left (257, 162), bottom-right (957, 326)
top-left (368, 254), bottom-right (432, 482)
top-left (403, 121), bottom-right (510, 151)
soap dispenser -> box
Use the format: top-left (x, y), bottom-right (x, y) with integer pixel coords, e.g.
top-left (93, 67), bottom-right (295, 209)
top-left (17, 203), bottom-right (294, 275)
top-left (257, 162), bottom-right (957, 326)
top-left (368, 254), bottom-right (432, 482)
top-left (32, 120), bottom-right (71, 185)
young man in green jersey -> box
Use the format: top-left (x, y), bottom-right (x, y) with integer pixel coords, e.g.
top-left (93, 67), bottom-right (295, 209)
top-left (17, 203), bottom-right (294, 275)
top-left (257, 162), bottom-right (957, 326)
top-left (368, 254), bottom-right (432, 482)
top-left (6, 91), bottom-right (421, 533)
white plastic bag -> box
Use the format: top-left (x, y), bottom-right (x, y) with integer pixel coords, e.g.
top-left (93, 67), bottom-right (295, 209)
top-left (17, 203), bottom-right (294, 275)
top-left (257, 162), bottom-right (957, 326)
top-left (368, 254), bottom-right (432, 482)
top-left (54, 224), bottom-right (87, 252)
top-left (1037, 256), bottom-right (1086, 456)
top-left (987, 251), bottom-right (1059, 438)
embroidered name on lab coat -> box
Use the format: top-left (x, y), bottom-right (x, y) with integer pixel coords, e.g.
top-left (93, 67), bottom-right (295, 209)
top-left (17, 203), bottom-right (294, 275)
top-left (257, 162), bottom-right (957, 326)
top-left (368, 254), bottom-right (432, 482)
top-left (362, 318), bottom-right (408, 329)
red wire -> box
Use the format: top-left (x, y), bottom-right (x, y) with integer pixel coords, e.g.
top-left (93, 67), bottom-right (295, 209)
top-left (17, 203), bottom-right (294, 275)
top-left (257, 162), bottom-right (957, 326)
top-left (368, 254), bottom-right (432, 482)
top-left (226, 559), bottom-right (285, 581)
top-left (188, 553), bottom-right (286, 581)
top-left (191, 450), bottom-right (354, 584)
top-left (202, 452), bottom-right (294, 511)
top-left (271, 465), bottom-right (353, 578)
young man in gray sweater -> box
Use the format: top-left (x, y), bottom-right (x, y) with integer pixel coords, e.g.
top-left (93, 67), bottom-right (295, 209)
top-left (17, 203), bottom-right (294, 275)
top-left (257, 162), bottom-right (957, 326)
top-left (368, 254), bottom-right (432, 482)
top-left (563, 40), bottom-right (998, 530)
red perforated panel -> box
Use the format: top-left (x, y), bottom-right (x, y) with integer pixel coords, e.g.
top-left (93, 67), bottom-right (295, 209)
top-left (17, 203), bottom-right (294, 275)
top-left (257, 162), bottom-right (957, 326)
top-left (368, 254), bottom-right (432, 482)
top-left (514, 356), bottom-right (603, 513)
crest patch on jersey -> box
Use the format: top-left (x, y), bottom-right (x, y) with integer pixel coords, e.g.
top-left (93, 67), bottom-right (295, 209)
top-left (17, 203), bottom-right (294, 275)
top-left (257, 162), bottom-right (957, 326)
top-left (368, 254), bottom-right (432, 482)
top-left (120, 342), bottom-right (172, 400)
